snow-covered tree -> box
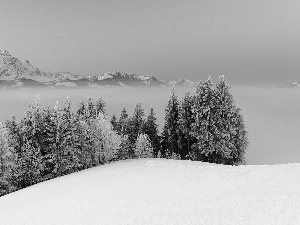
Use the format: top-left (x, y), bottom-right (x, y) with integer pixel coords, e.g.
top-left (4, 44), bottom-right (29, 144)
top-left (76, 101), bottom-right (86, 118)
top-left (0, 124), bottom-right (9, 175)
top-left (191, 77), bottom-right (216, 161)
top-left (95, 97), bottom-right (106, 116)
top-left (134, 133), bottom-right (153, 158)
top-left (0, 124), bottom-right (15, 196)
top-left (190, 76), bottom-right (248, 165)
top-left (91, 112), bottom-right (122, 163)
top-left (9, 139), bottom-right (42, 189)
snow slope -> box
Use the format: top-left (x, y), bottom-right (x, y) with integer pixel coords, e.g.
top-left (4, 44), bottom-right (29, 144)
top-left (0, 159), bottom-right (299, 225)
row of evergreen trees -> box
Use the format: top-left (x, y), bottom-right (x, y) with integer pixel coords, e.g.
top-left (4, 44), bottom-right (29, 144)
top-left (0, 97), bottom-right (154, 196)
top-left (0, 75), bottom-right (248, 197)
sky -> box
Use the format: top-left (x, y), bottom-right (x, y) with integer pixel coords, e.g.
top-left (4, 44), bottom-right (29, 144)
top-left (1, 0), bottom-right (300, 86)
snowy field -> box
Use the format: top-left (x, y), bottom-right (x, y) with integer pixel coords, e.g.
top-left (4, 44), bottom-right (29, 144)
top-left (0, 86), bottom-right (300, 165)
top-left (0, 159), bottom-right (299, 225)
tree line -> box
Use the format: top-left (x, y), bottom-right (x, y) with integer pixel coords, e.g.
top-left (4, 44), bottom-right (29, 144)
top-left (0, 75), bottom-right (248, 197)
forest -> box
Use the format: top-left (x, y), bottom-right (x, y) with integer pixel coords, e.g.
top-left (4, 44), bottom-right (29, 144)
top-left (0, 75), bottom-right (248, 197)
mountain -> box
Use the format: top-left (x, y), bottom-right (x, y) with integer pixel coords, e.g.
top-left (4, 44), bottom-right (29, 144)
top-left (87, 71), bottom-right (163, 87)
top-left (281, 82), bottom-right (300, 88)
top-left (0, 50), bottom-right (196, 89)
top-left (166, 78), bottom-right (196, 86)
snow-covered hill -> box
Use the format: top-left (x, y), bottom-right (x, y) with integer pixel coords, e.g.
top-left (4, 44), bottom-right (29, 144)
top-left (0, 159), bottom-right (299, 225)
top-left (0, 50), bottom-right (195, 89)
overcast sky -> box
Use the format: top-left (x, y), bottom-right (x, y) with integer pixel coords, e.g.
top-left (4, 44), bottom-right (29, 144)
top-left (1, 0), bottom-right (300, 86)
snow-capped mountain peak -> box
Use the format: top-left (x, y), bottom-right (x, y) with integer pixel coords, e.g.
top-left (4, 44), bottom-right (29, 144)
top-left (167, 78), bottom-right (196, 86)
top-left (282, 82), bottom-right (300, 88)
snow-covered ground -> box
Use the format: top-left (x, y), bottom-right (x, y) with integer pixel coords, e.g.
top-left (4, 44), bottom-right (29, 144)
top-left (0, 159), bottom-right (299, 225)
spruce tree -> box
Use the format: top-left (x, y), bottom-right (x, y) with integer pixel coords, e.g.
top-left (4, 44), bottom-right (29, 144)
top-left (77, 101), bottom-right (86, 118)
top-left (213, 75), bottom-right (249, 165)
top-left (214, 76), bottom-right (248, 164)
top-left (110, 114), bottom-right (118, 131)
top-left (213, 75), bottom-right (235, 163)
top-left (191, 77), bottom-right (215, 162)
top-left (162, 88), bottom-right (180, 156)
top-left (178, 91), bottom-right (196, 159)
top-left (128, 102), bottom-right (145, 157)
top-left (118, 106), bottom-right (129, 135)
top-left (95, 97), bottom-right (106, 116)
top-left (231, 108), bottom-right (248, 165)
top-left (0, 124), bottom-right (14, 196)
top-left (144, 106), bottom-right (161, 157)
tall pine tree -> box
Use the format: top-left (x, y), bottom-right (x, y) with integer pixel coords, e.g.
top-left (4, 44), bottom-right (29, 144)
top-left (178, 91), bottom-right (196, 159)
top-left (214, 75), bottom-right (248, 165)
top-left (144, 106), bottom-right (161, 157)
top-left (128, 103), bottom-right (145, 157)
top-left (162, 88), bottom-right (180, 156)
top-left (191, 77), bottom-right (215, 162)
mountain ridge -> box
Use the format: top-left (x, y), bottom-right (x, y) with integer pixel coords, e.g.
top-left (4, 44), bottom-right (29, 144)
top-left (0, 50), bottom-right (196, 89)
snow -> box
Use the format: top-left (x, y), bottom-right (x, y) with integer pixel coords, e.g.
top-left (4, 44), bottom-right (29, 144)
top-left (137, 75), bottom-right (151, 80)
top-left (168, 78), bottom-right (195, 86)
top-left (97, 73), bottom-right (113, 80)
top-left (0, 159), bottom-right (299, 225)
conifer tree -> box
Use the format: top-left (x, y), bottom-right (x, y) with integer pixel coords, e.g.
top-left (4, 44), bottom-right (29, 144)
top-left (118, 134), bottom-right (131, 160)
top-left (144, 106), bottom-right (161, 157)
top-left (95, 97), bottom-right (106, 116)
top-left (87, 98), bottom-right (95, 119)
top-left (162, 88), bottom-right (180, 156)
top-left (213, 75), bottom-right (235, 163)
top-left (110, 114), bottom-right (118, 131)
top-left (191, 77), bottom-right (215, 162)
top-left (118, 106), bottom-right (129, 135)
top-left (128, 103), bottom-right (145, 157)
top-left (0, 124), bottom-right (14, 196)
top-left (5, 116), bottom-right (22, 155)
top-left (77, 101), bottom-right (86, 118)
top-left (178, 91), bottom-right (196, 159)
top-left (213, 76), bottom-right (248, 164)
